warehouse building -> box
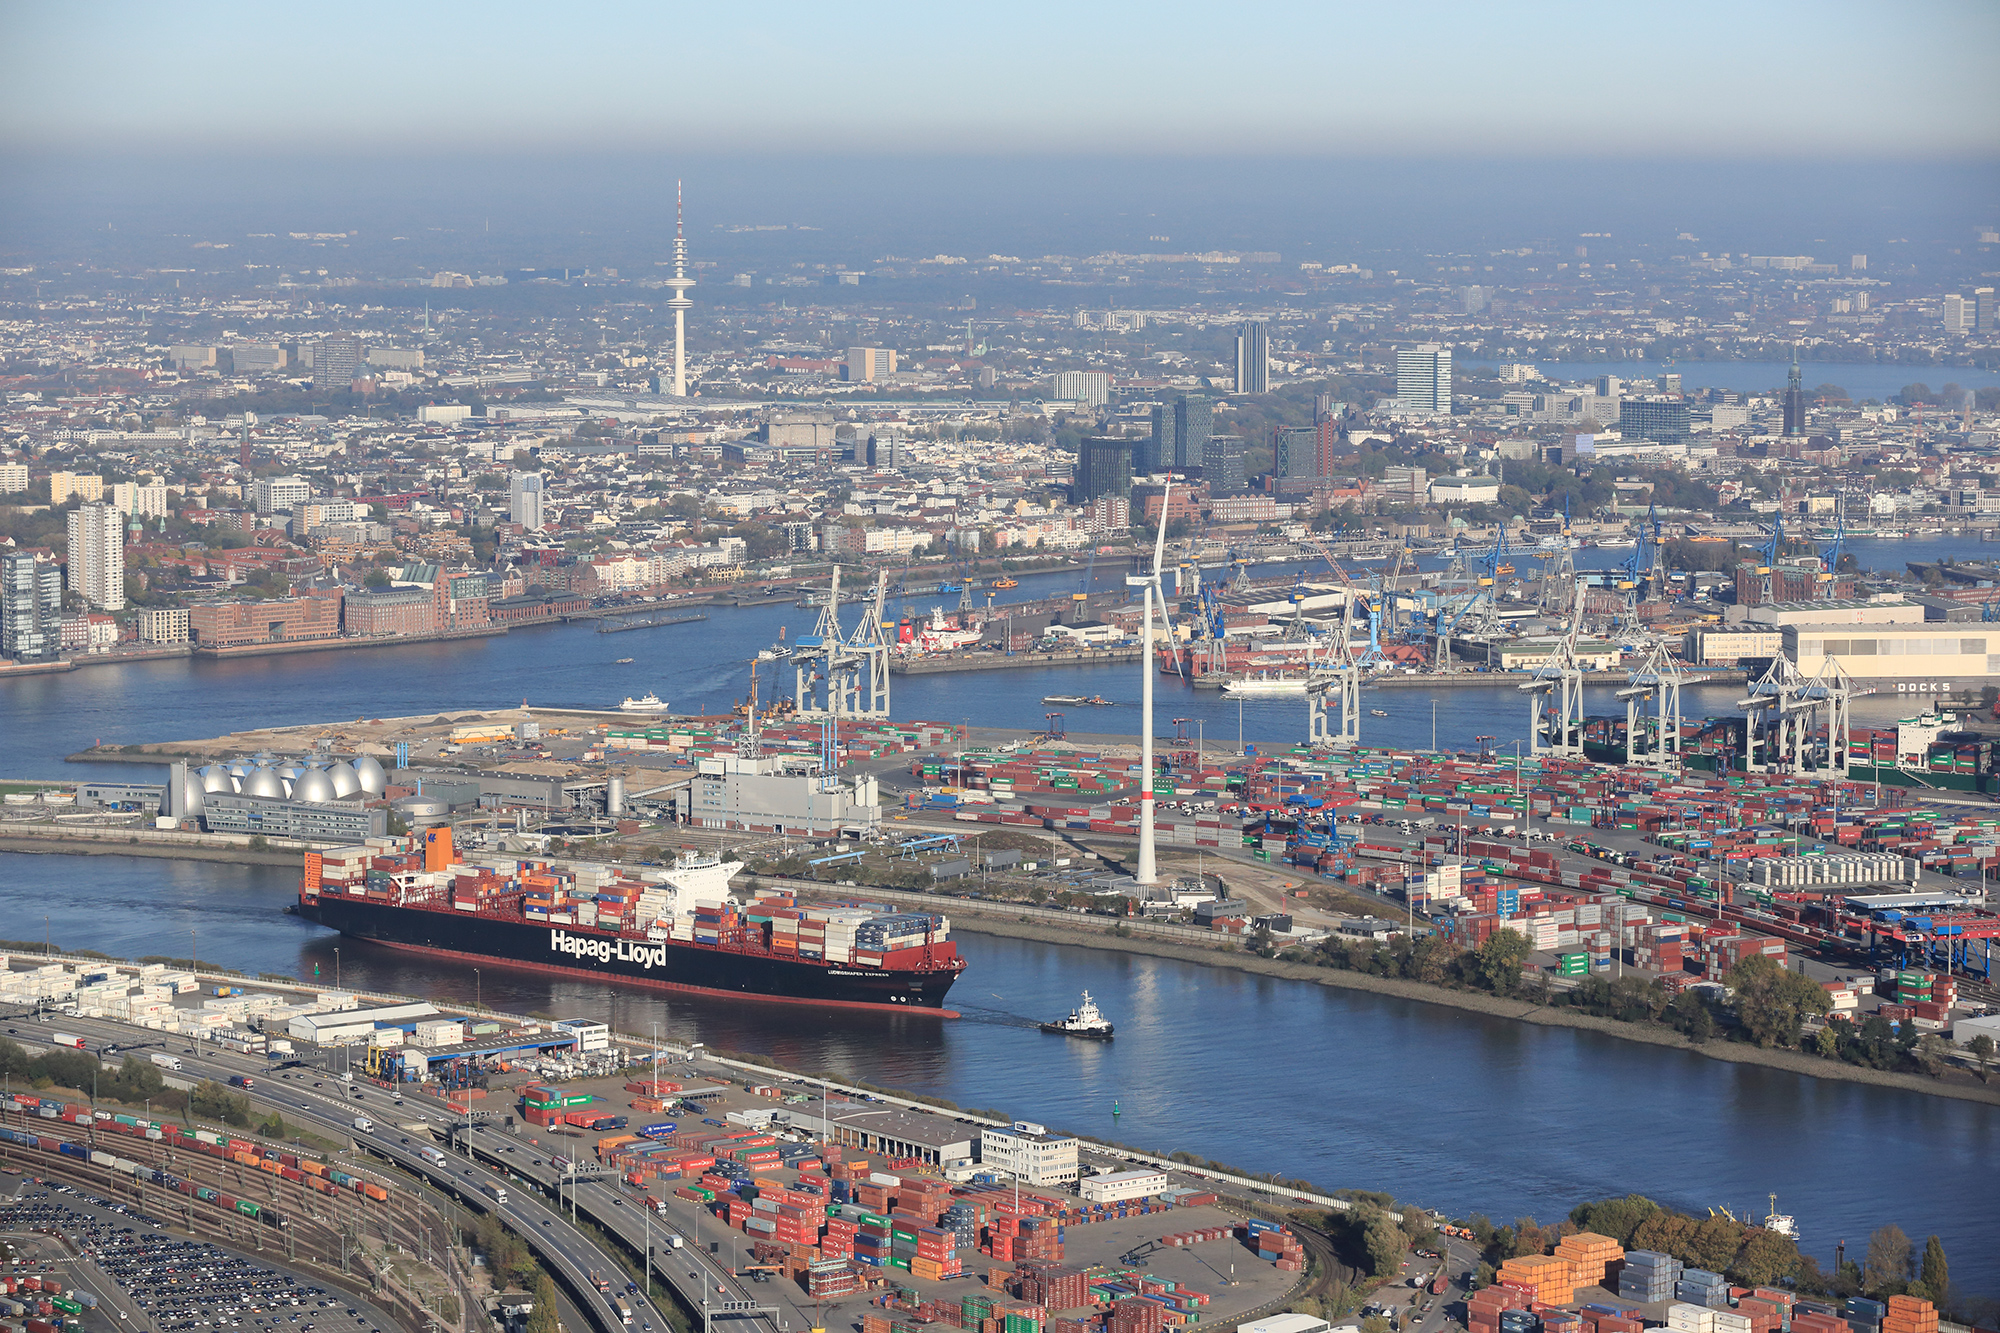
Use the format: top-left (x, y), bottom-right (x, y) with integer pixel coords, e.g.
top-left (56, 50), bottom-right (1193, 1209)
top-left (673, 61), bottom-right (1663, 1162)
top-left (1080, 1168), bottom-right (1170, 1203)
top-left (826, 1105), bottom-right (978, 1168)
top-left (1784, 622), bottom-right (2000, 689)
top-left (287, 1001), bottom-right (440, 1045)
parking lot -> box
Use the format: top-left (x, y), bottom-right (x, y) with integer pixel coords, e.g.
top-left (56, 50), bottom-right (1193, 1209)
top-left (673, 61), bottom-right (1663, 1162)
top-left (0, 1184), bottom-right (399, 1333)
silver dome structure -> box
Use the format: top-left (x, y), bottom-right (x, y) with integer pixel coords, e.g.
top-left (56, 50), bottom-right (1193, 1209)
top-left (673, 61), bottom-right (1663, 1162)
top-left (327, 760), bottom-right (362, 797)
top-left (241, 765), bottom-right (285, 799)
top-left (352, 754), bottom-right (387, 796)
top-left (293, 768), bottom-right (338, 803)
top-left (199, 764), bottom-right (237, 794)
top-left (226, 759), bottom-right (255, 779)
top-left (164, 765), bottom-right (206, 819)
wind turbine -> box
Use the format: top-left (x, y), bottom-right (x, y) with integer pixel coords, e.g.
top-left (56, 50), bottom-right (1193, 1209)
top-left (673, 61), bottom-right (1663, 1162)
top-left (1128, 483), bottom-right (1180, 886)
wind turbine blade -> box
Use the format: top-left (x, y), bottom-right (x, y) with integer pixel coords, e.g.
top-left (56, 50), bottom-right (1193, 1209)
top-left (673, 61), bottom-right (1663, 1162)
top-left (1154, 574), bottom-right (1184, 678)
top-left (1151, 481), bottom-right (1172, 577)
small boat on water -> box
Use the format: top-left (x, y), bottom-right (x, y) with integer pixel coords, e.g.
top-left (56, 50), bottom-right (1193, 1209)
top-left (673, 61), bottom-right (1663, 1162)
top-left (1043, 694), bottom-right (1088, 705)
top-left (991, 577), bottom-right (1019, 589)
top-left (619, 693), bottom-right (669, 712)
top-left (1041, 990), bottom-right (1114, 1039)
top-left (614, 657), bottom-right (634, 664)
top-left (1369, 708), bottom-right (1389, 717)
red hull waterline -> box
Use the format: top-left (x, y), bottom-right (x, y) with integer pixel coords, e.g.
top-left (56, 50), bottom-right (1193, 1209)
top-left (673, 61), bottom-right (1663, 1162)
top-left (363, 935), bottom-right (962, 1018)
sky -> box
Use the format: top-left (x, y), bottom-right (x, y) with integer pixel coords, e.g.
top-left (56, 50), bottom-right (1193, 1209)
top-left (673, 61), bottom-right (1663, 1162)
top-left (4, 0), bottom-right (1998, 158)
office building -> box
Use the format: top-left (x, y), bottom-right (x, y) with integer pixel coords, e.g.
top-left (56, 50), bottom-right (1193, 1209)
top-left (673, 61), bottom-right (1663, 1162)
top-left (66, 503), bottom-right (124, 611)
top-left (1, 552), bottom-right (64, 661)
top-left (844, 347), bottom-right (897, 382)
top-left (1147, 403), bottom-right (1174, 472)
top-left (867, 432), bottom-right (908, 471)
top-left (1943, 294), bottom-right (1972, 337)
top-left (1173, 394), bottom-right (1213, 468)
top-left (0, 464), bottom-right (28, 494)
top-left (1203, 433), bottom-right (1246, 495)
top-left (313, 336), bottom-right (363, 391)
top-left (1977, 287), bottom-right (1997, 333)
top-left (1275, 425), bottom-right (1328, 480)
top-left (1618, 397), bottom-right (1693, 446)
top-left (1234, 322), bottom-right (1270, 395)
top-left (252, 475), bottom-right (313, 514)
top-left (1396, 345), bottom-right (1452, 414)
top-left (226, 344), bottom-right (287, 374)
top-left (1075, 436), bottom-right (1134, 503)
top-left (980, 1121), bottom-right (1078, 1187)
top-left (509, 472), bottom-right (546, 530)
top-left (1052, 371), bottom-right (1111, 406)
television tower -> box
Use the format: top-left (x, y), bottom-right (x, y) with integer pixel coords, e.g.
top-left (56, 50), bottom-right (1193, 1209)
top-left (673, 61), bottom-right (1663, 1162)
top-left (666, 180), bottom-right (695, 397)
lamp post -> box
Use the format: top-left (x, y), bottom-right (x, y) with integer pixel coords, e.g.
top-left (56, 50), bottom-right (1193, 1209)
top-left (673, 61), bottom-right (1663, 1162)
top-left (472, 968), bottom-right (481, 1011)
top-left (334, 948), bottom-right (341, 989)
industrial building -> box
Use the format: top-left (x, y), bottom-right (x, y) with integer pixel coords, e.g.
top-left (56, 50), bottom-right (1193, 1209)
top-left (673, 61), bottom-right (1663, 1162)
top-left (826, 1105), bottom-right (979, 1168)
top-left (203, 791), bottom-right (388, 841)
top-left (683, 754), bottom-right (881, 836)
top-left (287, 1001), bottom-right (440, 1045)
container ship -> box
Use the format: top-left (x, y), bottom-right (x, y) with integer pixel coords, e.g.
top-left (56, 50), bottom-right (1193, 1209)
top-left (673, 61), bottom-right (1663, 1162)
top-left (292, 829), bottom-right (965, 1013)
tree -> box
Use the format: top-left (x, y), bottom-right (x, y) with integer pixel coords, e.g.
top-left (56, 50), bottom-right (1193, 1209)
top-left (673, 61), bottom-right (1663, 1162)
top-left (524, 1271), bottom-right (559, 1333)
top-left (1688, 1215), bottom-right (1747, 1274)
top-left (1727, 956), bottom-right (1830, 1048)
top-left (1912, 1034), bottom-right (1953, 1077)
top-left (1732, 1228), bottom-right (1801, 1287)
top-left (1473, 928), bottom-right (1532, 995)
top-left (1969, 1033), bottom-right (1995, 1082)
top-left (188, 1080), bottom-right (252, 1126)
top-left (1569, 1195), bottom-right (1661, 1247)
top-left (1863, 1225), bottom-right (1911, 1295)
top-left (1912, 1235), bottom-right (1948, 1305)
top-left (363, 570), bottom-right (391, 590)
top-left (1361, 1209), bottom-right (1408, 1277)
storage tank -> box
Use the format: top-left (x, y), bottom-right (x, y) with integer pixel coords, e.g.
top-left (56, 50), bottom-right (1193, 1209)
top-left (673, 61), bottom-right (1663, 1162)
top-left (199, 764), bottom-right (238, 794)
top-left (293, 768), bottom-right (338, 803)
top-left (607, 776), bottom-right (625, 816)
top-left (352, 754), bottom-right (387, 796)
top-left (392, 795), bottom-right (448, 828)
top-left (241, 766), bottom-right (285, 799)
top-left (327, 760), bottom-right (362, 798)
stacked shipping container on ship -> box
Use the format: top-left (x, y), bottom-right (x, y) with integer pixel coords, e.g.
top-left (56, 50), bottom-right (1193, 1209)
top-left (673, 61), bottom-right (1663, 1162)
top-left (295, 830), bottom-right (964, 1011)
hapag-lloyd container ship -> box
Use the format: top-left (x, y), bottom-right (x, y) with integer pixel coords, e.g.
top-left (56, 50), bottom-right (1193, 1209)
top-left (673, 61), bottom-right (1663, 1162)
top-left (293, 829), bottom-right (965, 1013)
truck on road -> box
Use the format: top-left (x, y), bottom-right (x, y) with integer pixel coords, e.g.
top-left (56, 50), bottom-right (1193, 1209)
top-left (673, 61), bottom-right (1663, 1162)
top-left (49, 1033), bottom-right (84, 1050)
top-left (148, 1053), bottom-right (182, 1072)
top-left (352, 1116), bottom-right (373, 1133)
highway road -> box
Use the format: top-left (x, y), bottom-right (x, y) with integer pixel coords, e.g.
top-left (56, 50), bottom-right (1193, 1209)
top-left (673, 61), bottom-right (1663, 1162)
top-left (1, 1010), bottom-right (783, 1333)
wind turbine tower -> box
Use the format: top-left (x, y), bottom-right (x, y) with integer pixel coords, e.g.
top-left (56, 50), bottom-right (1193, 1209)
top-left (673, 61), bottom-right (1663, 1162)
top-left (667, 180), bottom-right (695, 397)
top-left (1127, 482), bottom-right (1179, 886)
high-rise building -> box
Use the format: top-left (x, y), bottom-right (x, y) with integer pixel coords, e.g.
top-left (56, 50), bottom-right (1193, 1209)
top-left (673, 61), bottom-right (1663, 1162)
top-left (313, 336), bottom-right (362, 391)
top-left (1942, 294), bottom-right (1972, 337)
top-left (49, 472), bottom-right (103, 506)
top-left (1618, 397), bottom-right (1693, 445)
top-left (0, 463), bottom-right (27, 493)
top-left (1172, 394), bottom-right (1212, 468)
top-left (1234, 322), bottom-right (1269, 395)
top-left (1782, 349), bottom-right (1807, 438)
top-left (1075, 437), bottom-right (1133, 503)
top-left (0, 552), bottom-right (63, 661)
top-left (1052, 371), bottom-right (1111, 406)
top-left (1148, 403), bottom-right (1174, 473)
top-left (509, 472), bottom-right (546, 530)
top-left (1395, 345), bottom-right (1452, 414)
top-left (845, 347), bottom-right (898, 382)
top-left (1203, 434), bottom-right (1246, 495)
top-left (66, 502), bottom-right (125, 611)
top-left (1275, 426), bottom-right (1325, 480)
top-left (1976, 287), bottom-right (1997, 333)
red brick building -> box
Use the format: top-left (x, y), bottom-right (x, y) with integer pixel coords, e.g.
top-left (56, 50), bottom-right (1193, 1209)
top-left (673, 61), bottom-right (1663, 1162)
top-left (188, 590), bottom-right (343, 647)
top-left (343, 587), bottom-right (434, 637)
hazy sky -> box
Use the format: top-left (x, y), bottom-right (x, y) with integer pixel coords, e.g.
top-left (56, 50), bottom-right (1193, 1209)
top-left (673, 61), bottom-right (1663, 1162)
top-left (5, 0), bottom-right (1997, 158)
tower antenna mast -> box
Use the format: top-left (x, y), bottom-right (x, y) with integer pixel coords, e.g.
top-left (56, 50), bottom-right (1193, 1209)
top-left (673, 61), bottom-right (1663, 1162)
top-left (667, 180), bottom-right (696, 397)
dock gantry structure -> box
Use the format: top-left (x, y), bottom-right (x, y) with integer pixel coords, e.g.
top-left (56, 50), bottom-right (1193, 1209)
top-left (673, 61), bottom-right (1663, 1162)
top-left (794, 568), bottom-right (891, 720)
top-left (1739, 655), bottom-right (1853, 777)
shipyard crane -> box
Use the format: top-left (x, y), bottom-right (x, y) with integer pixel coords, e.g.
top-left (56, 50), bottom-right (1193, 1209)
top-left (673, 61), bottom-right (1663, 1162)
top-left (794, 568), bottom-right (891, 720)
top-left (1752, 512), bottom-right (1786, 607)
top-left (1816, 501), bottom-right (1846, 600)
top-left (1739, 654), bottom-right (1852, 777)
top-left (1308, 591), bottom-right (1380, 749)
top-left (1615, 640), bottom-right (1703, 770)
top-left (1520, 581), bottom-right (1589, 758)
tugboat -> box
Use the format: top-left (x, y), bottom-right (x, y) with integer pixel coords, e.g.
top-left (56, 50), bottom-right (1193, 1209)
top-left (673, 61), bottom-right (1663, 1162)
top-left (1041, 990), bottom-right (1114, 1040)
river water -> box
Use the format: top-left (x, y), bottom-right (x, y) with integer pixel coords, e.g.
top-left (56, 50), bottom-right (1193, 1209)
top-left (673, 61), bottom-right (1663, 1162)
top-left (2, 548), bottom-right (1998, 1290)
top-left (0, 853), bottom-right (1991, 1291)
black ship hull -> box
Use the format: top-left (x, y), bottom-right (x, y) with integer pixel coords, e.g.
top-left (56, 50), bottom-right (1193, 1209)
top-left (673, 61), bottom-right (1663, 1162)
top-left (296, 896), bottom-right (961, 1014)
top-left (1039, 1023), bottom-right (1113, 1039)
